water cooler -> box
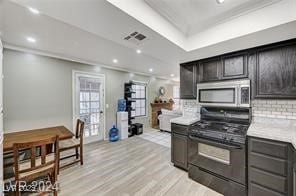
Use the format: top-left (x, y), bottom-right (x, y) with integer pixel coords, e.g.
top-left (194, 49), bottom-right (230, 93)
top-left (116, 112), bottom-right (128, 140)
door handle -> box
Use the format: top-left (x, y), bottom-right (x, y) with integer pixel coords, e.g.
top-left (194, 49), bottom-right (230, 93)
top-left (100, 111), bottom-right (103, 114)
top-left (189, 135), bottom-right (243, 150)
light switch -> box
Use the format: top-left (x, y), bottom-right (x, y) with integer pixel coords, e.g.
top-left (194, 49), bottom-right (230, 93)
top-left (106, 104), bottom-right (109, 109)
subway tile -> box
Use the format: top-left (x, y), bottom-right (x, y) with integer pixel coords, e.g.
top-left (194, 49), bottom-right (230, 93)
top-left (277, 100), bottom-right (288, 105)
top-left (282, 104), bottom-right (293, 109)
top-left (275, 115), bottom-right (287, 119)
top-left (266, 100), bottom-right (277, 104)
top-left (287, 108), bottom-right (296, 112)
top-left (271, 111), bottom-right (282, 115)
top-left (281, 112), bottom-right (293, 116)
top-left (276, 108), bottom-right (287, 112)
top-left (287, 100), bottom-right (296, 104)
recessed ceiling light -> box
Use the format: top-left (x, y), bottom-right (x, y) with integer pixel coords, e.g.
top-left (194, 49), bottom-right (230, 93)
top-left (28, 7), bottom-right (40, 14)
top-left (136, 49), bottom-right (142, 54)
top-left (113, 59), bottom-right (118, 63)
top-left (216, 0), bottom-right (225, 4)
top-left (170, 74), bottom-right (175, 77)
top-left (149, 68), bottom-right (153, 72)
top-left (26, 37), bottom-right (36, 43)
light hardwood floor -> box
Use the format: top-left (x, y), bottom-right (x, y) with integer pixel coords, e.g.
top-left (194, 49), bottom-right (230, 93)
top-left (58, 136), bottom-right (222, 196)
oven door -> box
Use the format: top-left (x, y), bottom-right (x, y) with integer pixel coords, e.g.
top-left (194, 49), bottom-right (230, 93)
top-left (188, 136), bottom-right (246, 185)
top-left (197, 86), bottom-right (238, 107)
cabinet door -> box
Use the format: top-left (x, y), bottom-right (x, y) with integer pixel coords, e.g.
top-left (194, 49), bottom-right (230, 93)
top-left (255, 43), bottom-right (296, 98)
top-left (248, 137), bottom-right (294, 196)
top-left (172, 133), bottom-right (187, 170)
top-left (180, 63), bottom-right (197, 99)
top-left (199, 57), bottom-right (221, 82)
top-left (222, 53), bottom-right (248, 79)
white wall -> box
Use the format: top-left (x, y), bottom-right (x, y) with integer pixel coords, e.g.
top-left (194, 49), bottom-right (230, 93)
top-left (3, 49), bottom-right (178, 137)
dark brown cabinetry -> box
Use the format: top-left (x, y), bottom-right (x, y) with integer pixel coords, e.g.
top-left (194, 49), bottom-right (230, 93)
top-left (180, 63), bottom-right (197, 99)
top-left (199, 57), bottom-right (221, 82)
top-left (180, 38), bottom-right (296, 99)
top-left (255, 42), bottom-right (296, 99)
top-left (171, 123), bottom-right (188, 170)
top-left (248, 137), bottom-right (294, 196)
top-left (222, 52), bottom-right (248, 79)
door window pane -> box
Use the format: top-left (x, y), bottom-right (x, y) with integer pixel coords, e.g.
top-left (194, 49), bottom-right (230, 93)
top-left (79, 77), bottom-right (101, 138)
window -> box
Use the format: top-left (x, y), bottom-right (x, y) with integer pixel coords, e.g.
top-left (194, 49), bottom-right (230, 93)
top-left (131, 83), bottom-right (146, 117)
top-left (173, 86), bottom-right (180, 108)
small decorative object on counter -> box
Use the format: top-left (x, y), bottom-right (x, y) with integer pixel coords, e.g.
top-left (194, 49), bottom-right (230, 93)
top-left (117, 99), bottom-right (126, 112)
top-left (109, 125), bottom-right (119, 142)
top-left (169, 98), bottom-right (174, 104)
top-left (154, 97), bottom-right (160, 103)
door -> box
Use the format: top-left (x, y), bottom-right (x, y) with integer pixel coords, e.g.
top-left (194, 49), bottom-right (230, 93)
top-left (0, 38), bottom-right (3, 193)
top-left (199, 57), bottom-right (221, 82)
top-left (188, 136), bottom-right (246, 185)
top-left (172, 133), bottom-right (188, 170)
top-left (222, 52), bottom-right (248, 80)
top-left (73, 71), bottom-right (105, 143)
top-left (255, 43), bottom-right (296, 98)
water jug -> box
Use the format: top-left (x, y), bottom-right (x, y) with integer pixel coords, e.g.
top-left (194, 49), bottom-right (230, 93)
top-left (118, 99), bottom-right (126, 112)
top-left (109, 125), bottom-right (119, 142)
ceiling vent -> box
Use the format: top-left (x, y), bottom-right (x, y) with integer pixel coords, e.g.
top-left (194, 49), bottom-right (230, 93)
top-left (124, 31), bottom-right (147, 45)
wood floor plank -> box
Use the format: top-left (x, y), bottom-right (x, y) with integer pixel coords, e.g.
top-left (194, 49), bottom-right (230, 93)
top-left (57, 136), bottom-right (222, 196)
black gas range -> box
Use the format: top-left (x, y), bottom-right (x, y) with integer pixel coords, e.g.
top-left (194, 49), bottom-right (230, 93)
top-left (190, 120), bottom-right (249, 146)
top-left (188, 106), bottom-right (251, 196)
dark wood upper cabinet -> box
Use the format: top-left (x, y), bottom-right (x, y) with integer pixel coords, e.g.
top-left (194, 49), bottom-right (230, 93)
top-left (180, 63), bottom-right (197, 99)
top-left (199, 57), bottom-right (221, 82)
top-left (255, 43), bottom-right (296, 99)
top-left (222, 53), bottom-right (248, 79)
top-left (180, 38), bottom-right (296, 99)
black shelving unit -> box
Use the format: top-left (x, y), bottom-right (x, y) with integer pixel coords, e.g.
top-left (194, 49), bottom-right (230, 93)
top-left (124, 81), bottom-right (136, 137)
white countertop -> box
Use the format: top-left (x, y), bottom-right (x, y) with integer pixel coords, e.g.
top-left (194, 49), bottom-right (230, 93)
top-left (247, 117), bottom-right (296, 148)
top-left (170, 116), bottom-right (200, 126)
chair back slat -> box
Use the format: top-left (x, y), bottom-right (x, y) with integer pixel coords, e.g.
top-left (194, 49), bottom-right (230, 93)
top-left (41, 145), bottom-right (46, 164)
top-left (13, 136), bottom-right (59, 181)
top-left (30, 146), bottom-right (36, 168)
top-left (75, 119), bottom-right (85, 139)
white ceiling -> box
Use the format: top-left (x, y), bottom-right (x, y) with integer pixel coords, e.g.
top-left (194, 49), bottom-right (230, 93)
top-left (0, 0), bottom-right (184, 80)
top-left (109, 0), bottom-right (296, 51)
top-left (144, 0), bottom-right (281, 36)
top-left (1, 0), bottom-right (296, 81)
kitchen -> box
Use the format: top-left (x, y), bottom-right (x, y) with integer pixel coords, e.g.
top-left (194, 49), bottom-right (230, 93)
top-left (171, 38), bottom-right (296, 196)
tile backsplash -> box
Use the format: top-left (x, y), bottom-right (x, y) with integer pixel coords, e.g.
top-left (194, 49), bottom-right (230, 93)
top-left (252, 99), bottom-right (296, 120)
top-left (182, 99), bottom-right (200, 117)
top-left (182, 99), bottom-right (296, 120)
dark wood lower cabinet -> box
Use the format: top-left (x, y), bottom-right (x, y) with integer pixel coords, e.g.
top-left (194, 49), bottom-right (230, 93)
top-left (171, 123), bottom-right (188, 170)
top-left (248, 137), bottom-right (294, 196)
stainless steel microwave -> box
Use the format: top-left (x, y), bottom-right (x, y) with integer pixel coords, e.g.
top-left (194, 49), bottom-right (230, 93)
top-left (197, 79), bottom-right (250, 108)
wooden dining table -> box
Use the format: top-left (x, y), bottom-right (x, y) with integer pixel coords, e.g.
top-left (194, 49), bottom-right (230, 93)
top-left (3, 126), bottom-right (74, 153)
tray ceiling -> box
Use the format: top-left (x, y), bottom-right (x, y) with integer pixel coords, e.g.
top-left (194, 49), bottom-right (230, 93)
top-left (144, 0), bottom-right (282, 36)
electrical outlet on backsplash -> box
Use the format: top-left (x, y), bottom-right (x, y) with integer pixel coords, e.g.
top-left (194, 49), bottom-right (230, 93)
top-left (182, 99), bottom-right (201, 117)
top-left (252, 99), bottom-right (296, 120)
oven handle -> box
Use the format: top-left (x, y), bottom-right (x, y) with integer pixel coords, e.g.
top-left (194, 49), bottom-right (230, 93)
top-left (189, 136), bottom-right (243, 150)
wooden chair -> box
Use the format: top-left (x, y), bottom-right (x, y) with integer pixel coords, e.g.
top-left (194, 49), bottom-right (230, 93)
top-left (59, 119), bottom-right (84, 171)
top-left (13, 136), bottom-right (59, 196)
